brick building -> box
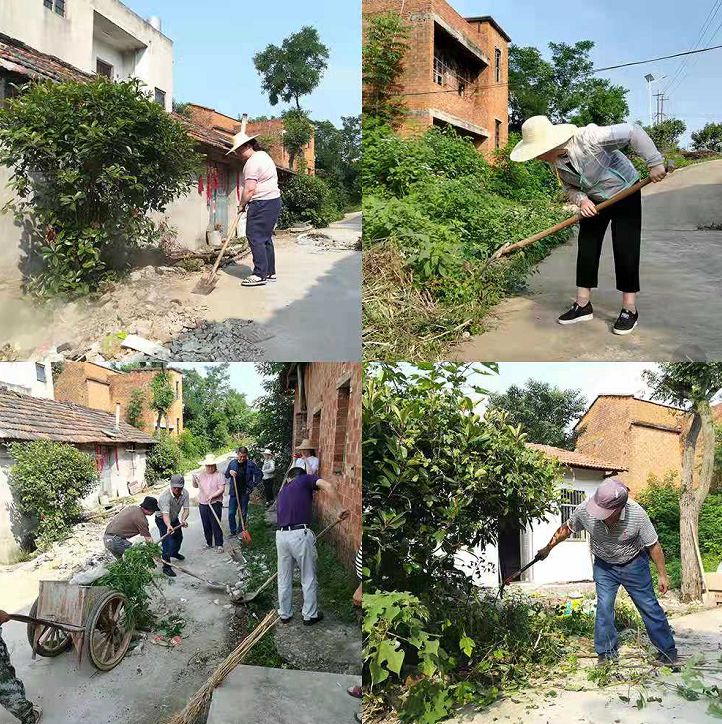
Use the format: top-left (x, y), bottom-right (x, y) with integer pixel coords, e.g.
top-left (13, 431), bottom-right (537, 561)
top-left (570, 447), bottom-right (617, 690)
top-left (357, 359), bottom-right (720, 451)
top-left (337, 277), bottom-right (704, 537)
top-left (285, 363), bottom-right (361, 570)
top-left (573, 395), bottom-right (698, 497)
top-left (54, 362), bottom-right (184, 437)
top-left (363, 0), bottom-right (510, 156)
top-left (186, 104), bottom-right (315, 175)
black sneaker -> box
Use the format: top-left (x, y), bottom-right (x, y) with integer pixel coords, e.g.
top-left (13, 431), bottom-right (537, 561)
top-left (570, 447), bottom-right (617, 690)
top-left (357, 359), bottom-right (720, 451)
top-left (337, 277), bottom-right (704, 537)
top-left (558, 301), bottom-right (594, 325)
top-left (162, 562), bottom-right (176, 577)
top-left (597, 652), bottom-right (618, 666)
top-left (172, 553), bottom-right (185, 561)
top-left (613, 308), bottom-right (638, 335)
top-left (303, 612), bottom-right (324, 626)
top-left (280, 616), bottom-right (293, 624)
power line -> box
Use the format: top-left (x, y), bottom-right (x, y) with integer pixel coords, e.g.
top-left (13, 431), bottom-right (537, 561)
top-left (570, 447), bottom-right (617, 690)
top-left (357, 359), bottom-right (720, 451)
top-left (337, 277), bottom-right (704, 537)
top-left (592, 43), bottom-right (722, 72)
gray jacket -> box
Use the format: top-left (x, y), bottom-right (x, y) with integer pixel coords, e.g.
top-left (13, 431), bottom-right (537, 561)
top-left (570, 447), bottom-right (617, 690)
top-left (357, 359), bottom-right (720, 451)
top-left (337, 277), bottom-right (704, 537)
top-left (554, 123), bottom-right (664, 205)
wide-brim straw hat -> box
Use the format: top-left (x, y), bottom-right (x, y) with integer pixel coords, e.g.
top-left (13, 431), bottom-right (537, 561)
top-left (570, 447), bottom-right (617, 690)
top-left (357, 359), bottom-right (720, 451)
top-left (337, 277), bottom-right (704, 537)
top-left (198, 454), bottom-right (218, 467)
top-left (227, 131), bottom-right (258, 155)
top-left (295, 438), bottom-right (315, 451)
top-left (263, 448), bottom-right (272, 455)
top-left (510, 116), bottom-right (577, 162)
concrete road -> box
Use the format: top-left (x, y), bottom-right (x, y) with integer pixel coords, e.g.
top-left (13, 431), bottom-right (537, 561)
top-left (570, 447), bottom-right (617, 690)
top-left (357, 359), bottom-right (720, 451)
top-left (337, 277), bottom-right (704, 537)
top-left (0, 469), bottom-right (242, 724)
top-left (449, 606), bottom-right (722, 724)
top-left (453, 160), bottom-right (722, 361)
top-left (329, 211), bottom-right (362, 231)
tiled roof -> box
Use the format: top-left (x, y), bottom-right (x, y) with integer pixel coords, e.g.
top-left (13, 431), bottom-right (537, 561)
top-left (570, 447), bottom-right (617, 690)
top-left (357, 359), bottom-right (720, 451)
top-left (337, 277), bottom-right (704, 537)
top-left (527, 443), bottom-right (627, 472)
top-left (171, 112), bottom-right (234, 154)
top-left (0, 33), bottom-right (92, 84)
top-left (0, 387), bottom-right (155, 445)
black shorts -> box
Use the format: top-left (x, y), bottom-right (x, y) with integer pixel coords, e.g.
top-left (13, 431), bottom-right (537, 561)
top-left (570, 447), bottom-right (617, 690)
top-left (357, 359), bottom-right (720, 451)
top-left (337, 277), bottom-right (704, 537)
top-left (576, 189), bottom-right (641, 293)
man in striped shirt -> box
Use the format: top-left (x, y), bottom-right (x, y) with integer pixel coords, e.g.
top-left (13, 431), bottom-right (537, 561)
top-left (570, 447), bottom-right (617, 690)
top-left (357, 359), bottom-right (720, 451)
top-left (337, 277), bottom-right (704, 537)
top-left (536, 478), bottom-right (678, 664)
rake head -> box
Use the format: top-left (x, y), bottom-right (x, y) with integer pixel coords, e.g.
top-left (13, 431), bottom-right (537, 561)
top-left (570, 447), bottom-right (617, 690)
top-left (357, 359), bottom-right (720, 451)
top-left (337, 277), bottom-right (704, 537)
top-left (240, 530), bottom-right (252, 545)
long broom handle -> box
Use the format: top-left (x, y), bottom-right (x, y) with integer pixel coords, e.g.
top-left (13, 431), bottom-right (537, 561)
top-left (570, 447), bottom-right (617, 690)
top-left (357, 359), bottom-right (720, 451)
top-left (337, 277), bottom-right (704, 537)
top-left (207, 209), bottom-right (245, 277)
top-left (8, 613), bottom-right (84, 632)
top-left (246, 517), bottom-right (346, 599)
top-left (230, 472), bottom-right (246, 533)
top-left (491, 163), bottom-right (673, 261)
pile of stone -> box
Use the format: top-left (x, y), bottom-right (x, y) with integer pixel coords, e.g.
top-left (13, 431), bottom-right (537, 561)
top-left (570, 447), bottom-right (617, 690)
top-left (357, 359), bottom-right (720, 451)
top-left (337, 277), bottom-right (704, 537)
top-left (296, 229), bottom-right (361, 251)
top-left (167, 319), bottom-right (265, 361)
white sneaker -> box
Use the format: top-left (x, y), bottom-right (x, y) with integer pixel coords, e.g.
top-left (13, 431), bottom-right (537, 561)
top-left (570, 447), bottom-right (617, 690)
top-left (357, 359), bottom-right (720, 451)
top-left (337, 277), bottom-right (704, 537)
top-left (241, 274), bottom-right (266, 287)
top-left (267, 274), bottom-right (277, 282)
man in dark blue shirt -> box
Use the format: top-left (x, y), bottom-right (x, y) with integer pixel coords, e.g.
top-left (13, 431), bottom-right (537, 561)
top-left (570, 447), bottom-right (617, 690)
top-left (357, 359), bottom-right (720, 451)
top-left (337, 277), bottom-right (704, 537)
top-left (225, 447), bottom-right (262, 536)
top-left (275, 463), bottom-right (349, 625)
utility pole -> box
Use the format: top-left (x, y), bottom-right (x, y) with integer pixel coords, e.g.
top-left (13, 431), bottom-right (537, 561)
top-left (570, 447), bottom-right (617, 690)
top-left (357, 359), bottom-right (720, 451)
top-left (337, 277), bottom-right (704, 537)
top-left (653, 91), bottom-right (669, 125)
top-left (644, 74), bottom-right (666, 127)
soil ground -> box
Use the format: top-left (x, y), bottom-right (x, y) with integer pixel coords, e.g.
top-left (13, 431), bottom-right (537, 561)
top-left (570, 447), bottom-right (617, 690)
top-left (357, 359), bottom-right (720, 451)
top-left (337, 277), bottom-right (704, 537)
top-left (453, 161), bottom-right (722, 361)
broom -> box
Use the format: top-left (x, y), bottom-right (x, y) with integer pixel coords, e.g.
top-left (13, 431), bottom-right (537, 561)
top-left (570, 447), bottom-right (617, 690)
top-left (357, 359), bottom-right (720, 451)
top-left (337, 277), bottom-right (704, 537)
top-left (192, 209), bottom-right (246, 295)
top-left (231, 471), bottom-right (252, 545)
top-left (165, 610), bottom-right (280, 724)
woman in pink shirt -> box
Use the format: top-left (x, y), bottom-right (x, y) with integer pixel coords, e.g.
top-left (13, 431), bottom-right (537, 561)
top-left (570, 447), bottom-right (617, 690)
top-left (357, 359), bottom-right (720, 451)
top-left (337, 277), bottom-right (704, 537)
top-left (192, 455), bottom-right (226, 553)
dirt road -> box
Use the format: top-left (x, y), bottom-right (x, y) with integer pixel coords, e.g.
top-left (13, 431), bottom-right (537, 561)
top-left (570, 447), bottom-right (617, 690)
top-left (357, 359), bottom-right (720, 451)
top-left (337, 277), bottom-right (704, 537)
top-left (453, 160), bottom-right (722, 361)
top-left (449, 606), bottom-right (722, 724)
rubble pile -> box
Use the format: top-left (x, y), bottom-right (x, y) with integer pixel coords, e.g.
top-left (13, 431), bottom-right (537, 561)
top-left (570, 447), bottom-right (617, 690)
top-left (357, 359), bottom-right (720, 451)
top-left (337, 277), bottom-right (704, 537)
top-left (167, 318), bottom-right (266, 361)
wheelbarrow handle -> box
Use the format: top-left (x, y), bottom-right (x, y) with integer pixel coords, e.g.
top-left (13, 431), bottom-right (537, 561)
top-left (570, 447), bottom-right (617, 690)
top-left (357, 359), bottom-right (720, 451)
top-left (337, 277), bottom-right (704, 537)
top-left (8, 613), bottom-right (84, 632)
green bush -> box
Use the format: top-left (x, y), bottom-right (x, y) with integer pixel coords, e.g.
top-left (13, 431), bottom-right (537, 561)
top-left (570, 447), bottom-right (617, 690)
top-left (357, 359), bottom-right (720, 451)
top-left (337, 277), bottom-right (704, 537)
top-left (145, 432), bottom-right (181, 484)
top-left (278, 174), bottom-right (344, 228)
top-left (0, 78), bottom-right (200, 298)
top-left (8, 441), bottom-right (98, 551)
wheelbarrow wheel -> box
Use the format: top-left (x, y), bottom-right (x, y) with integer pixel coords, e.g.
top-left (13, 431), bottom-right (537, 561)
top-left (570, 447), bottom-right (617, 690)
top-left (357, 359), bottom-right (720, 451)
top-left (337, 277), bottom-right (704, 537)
top-left (84, 590), bottom-right (133, 671)
top-left (26, 598), bottom-right (73, 657)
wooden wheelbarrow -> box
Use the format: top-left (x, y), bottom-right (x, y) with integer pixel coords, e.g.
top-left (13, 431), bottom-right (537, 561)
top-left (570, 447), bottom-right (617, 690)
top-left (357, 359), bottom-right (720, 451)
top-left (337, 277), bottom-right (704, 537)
top-left (13, 580), bottom-right (134, 671)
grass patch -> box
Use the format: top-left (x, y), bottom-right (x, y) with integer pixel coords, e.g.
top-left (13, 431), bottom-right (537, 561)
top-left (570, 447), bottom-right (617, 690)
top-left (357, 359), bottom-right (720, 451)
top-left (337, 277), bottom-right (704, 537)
top-left (317, 536), bottom-right (357, 623)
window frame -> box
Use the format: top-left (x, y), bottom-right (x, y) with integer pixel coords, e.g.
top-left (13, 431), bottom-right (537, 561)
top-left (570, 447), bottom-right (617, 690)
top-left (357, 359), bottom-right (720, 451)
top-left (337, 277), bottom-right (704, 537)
top-left (44, 0), bottom-right (66, 17)
top-left (332, 379), bottom-right (351, 475)
top-left (96, 59), bottom-right (114, 79)
top-left (560, 489), bottom-right (588, 541)
top-left (154, 88), bottom-right (167, 107)
top-left (494, 47), bottom-right (502, 84)
top-left (35, 363), bottom-right (47, 383)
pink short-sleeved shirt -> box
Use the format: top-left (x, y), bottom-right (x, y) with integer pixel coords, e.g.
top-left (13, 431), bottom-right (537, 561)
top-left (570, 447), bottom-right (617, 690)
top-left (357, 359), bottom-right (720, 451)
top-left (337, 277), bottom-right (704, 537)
top-left (193, 471), bottom-right (226, 505)
top-left (243, 150), bottom-right (280, 201)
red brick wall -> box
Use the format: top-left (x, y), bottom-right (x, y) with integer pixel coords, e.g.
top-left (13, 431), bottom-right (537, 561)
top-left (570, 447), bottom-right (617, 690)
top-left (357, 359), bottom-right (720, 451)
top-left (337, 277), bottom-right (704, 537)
top-left (363, 0), bottom-right (509, 158)
top-left (291, 363), bottom-right (362, 570)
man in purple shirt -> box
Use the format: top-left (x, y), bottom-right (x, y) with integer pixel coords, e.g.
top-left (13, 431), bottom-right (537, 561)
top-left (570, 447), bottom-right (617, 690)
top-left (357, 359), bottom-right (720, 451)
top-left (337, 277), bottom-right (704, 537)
top-left (276, 463), bottom-right (349, 625)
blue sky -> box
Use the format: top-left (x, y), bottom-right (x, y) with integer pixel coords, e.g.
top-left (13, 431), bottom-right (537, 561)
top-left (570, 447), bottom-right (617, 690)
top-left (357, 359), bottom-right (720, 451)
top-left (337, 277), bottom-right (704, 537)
top-left (124, 0), bottom-right (360, 125)
top-left (452, 0), bottom-right (722, 145)
top-left (172, 363), bottom-right (267, 404)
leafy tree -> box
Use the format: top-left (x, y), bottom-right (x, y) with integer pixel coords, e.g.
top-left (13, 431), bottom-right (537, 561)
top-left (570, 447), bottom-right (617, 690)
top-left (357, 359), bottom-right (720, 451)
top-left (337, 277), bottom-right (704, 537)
top-left (253, 26), bottom-right (329, 110)
top-left (150, 371), bottom-right (175, 431)
top-left (364, 363), bottom-right (562, 595)
top-left (0, 78), bottom-right (200, 297)
top-left (487, 379), bottom-right (587, 450)
top-left (146, 431), bottom-right (181, 483)
top-left (691, 122), bottom-right (722, 153)
top-left (277, 174), bottom-right (344, 228)
top-left (643, 362), bottom-right (722, 601)
top-left (253, 363), bottom-right (294, 466)
top-left (126, 388), bottom-right (146, 429)
top-left (644, 118), bottom-right (686, 154)
top-left (508, 41), bottom-right (629, 131)
top-left (362, 12), bottom-right (410, 126)
top-left (281, 108), bottom-right (314, 170)
top-left (315, 115), bottom-right (361, 202)
top-left (9, 441), bottom-right (98, 551)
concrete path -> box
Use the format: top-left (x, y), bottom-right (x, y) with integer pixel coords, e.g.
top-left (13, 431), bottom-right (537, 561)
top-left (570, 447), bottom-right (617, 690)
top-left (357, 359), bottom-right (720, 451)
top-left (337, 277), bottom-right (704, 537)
top-left (207, 665), bottom-right (360, 723)
top-left (449, 606), bottom-right (722, 724)
top-left (0, 462), bottom-right (243, 724)
top-left (453, 160), bottom-right (722, 361)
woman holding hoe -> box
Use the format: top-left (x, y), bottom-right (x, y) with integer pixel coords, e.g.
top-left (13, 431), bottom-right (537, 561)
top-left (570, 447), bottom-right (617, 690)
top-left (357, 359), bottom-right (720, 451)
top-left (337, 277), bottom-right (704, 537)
top-left (510, 117), bottom-right (667, 335)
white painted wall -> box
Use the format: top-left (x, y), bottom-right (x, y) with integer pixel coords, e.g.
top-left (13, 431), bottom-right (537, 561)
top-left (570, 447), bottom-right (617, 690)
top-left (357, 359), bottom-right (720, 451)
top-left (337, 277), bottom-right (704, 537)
top-left (457, 467), bottom-right (606, 588)
top-left (0, 0), bottom-right (173, 109)
top-left (0, 361), bottom-right (54, 398)
top-left (0, 440), bottom-right (149, 563)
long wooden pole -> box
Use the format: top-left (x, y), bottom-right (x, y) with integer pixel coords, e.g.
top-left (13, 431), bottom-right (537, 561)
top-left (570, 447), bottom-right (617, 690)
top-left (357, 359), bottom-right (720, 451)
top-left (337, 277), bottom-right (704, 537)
top-left (491, 168), bottom-right (672, 261)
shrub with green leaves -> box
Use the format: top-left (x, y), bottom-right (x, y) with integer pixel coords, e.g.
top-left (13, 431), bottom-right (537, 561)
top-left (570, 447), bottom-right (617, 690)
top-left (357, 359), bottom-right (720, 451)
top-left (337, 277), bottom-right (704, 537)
top-left (278, 173), bottom-right (343, 228)
top-left (0, 77), bottom-right (200, 297)
top-left (145, 432), bottom-right (181, 484)
top-left (8, 440), bottom-right (98, 551)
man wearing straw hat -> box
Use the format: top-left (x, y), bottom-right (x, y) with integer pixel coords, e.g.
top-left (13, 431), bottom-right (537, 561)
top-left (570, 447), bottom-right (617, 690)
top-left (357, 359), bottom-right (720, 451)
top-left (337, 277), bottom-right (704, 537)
top-left (510, 116), bottom-right (666, 336)
top-left (295, 438), bottom-right (319, 475)
top-left (535, 478), bottom-right (677, 665)
top-left (192, 455), bottom-right (226, 553)
top-left (227, 130), bottom-right (281, 288)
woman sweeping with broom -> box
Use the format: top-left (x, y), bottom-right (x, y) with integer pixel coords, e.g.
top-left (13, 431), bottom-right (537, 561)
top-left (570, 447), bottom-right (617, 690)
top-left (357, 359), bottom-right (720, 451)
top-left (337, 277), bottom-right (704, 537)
top-left (510, 116), bottom-right (667, 335)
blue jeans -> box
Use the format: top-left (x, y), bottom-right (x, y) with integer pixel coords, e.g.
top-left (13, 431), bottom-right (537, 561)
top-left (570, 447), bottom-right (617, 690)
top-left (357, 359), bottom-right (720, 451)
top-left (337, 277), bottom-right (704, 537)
top-left (246, 197), bottom-right (281, 279)
top-left (228, 493), bottom-right (250, 535)
top-left (156, 517), bottom-right (183, 561)
top-left (593, 551), bottom-right (676, 660)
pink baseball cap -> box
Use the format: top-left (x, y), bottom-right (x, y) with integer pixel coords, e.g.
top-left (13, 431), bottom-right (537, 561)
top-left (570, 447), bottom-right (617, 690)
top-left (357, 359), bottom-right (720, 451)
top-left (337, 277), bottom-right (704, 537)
top-left (586, 479), bottom-right (629, 520)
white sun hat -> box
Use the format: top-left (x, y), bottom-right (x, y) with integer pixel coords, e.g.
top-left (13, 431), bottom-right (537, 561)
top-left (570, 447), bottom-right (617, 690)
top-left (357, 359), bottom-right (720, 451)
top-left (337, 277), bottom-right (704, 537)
top-left (227, 131), bottom-right (258, 155)
top-left (198, 454), bottom-right (218, 467)
top-left (509, 116), bottom-right (578, 162)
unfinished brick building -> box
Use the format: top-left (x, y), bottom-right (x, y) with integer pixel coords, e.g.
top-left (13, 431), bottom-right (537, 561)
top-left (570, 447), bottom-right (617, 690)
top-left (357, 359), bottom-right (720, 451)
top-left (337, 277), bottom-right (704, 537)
top-left (573, 395), bottom-right (702, 497)
top-left (363, 0), bottom-right (510, 156)
top-left (54, 362), bottom-right (183, 437)
top-left (285, 363), bottom-right (361, 571)
top-left (186, 104), bottom-right (315, 175)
